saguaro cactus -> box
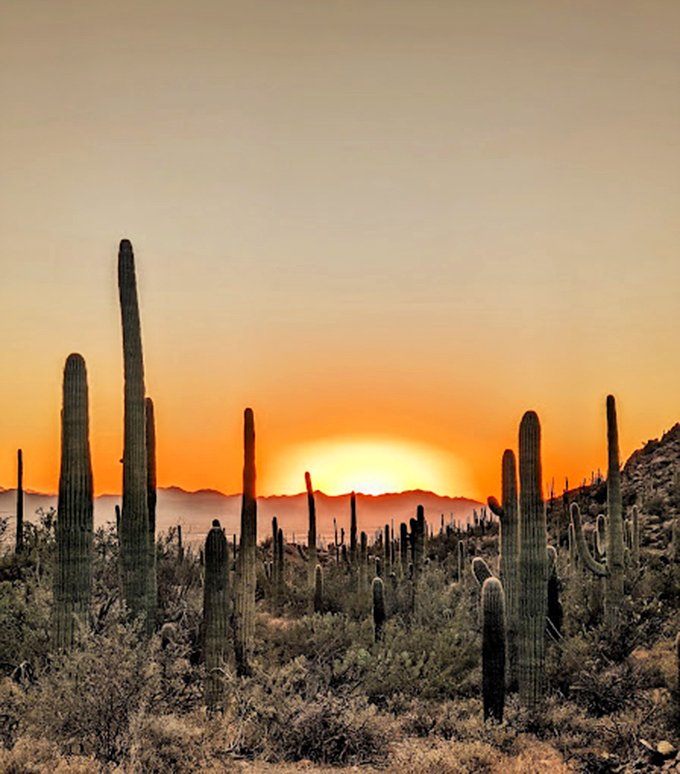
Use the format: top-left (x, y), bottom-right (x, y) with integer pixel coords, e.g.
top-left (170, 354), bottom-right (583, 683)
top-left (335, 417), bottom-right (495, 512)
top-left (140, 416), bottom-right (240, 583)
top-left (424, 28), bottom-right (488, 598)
top-left (235, 408), bottom-right (257, 675)
top-left (54, 354), bottom-right (94, 650)
top-left (517, 411), bottom-right (549, 713)
top-left (546, 545), bottom-right (563, 638)
top-left (350, 492), bottom-right (358, 569)
top-left (570, 395), bottom-right (625, 620)
top-left (145, 397), bottom-right (158, 627)
top-left (15, 449), bottom-right (23, 553)
top-left (631, 505), bottom-right (640, 569)
top-left (472, 557), bottom-right (493, 587)
top-left (488, 448), bottom-right (519, 690)
top-left (372, 577), bottom-right (386, 643)
top-left (277, 527), bottom-right (285, 595)
top-left (305, 472), bottom-right (317, 588)
top-left (360, 531), bottom-right (368, 591)
top-left (482, 577), bottom-right (506, 722)
top-left (204, 519), bottom-right (229, 711)
top-left (314, 564), bottom-right (323, 613)
top-left (118, 239), bottom-right (151, 629)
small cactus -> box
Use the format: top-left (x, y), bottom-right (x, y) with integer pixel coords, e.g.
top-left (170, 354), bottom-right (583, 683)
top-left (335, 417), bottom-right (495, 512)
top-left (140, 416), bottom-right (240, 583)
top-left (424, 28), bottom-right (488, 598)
top-left (204, 519), bottom-right (229, 711)
top-left (472, 557), bottom-right (493, 587)
top-left (372, 577), bottom-right (386, 642)
top-left (314, 564), bottom-right (323, 613)
top-left (488, 448), bottom-right (519, 690)
top-left (546, 545), bottom-right (563, 639)
top-left (482, 577), bottom-right (506, 722)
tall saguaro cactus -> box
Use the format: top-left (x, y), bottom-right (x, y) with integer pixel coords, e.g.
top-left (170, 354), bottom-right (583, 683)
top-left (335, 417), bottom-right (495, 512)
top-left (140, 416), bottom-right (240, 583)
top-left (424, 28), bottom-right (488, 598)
top-left (488, 449), bottom-right (519, 689)
top-left (204, 519), bottom-right (229, 711)
top-left (145, 397), bottom-right (158, 627)
top-left (235, 408), bottom-right (257, 676)
top-left (517, 411), bottom-right (549, 713)
top-left (54, 354), bottom-right (94, 650)
top-left (570, 395), bottom-right (625, 621)
top-left (15, 449), bottom-right (23, 553)
top-left (118, 239), bottom-right (151, 629)
top-left (305, 471), bottom-right (317, 588)
top-left (372, 577), bottom-right (386, 643)
top-left (350, 492), bottom-right (358, 569)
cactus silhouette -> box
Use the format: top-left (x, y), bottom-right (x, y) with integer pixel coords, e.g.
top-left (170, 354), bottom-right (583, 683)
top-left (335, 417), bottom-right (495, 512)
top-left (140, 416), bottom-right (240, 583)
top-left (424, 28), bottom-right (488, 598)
top-left (277, 527), bottom-right (285, 596)
top-left (488, 448), bottom-right (519, 690)
top-left (204, 519), bottom-right (229, 711)
top-left (118, 239), bottom-right (151, 630)
top-left (305, 472), bottom-right (317, 589)
top-left (145, 397), bottom-right (158, 628)
top-left (482, 577), bottom-right (506, 722)
top-left (570, 395), bottom-right (625, 620)
top-left (15, 449), bottom-right (23, 553)
top-left (372, 576), bottom-right (386, 643)
top-left (234, 408), bottom-right (257, 675)
top-left (350, 492), bottom-right (358, 569)
top-left (517, 411), bottom-right (548, 713)
top-left (54, 354), bottom-right (94, 650)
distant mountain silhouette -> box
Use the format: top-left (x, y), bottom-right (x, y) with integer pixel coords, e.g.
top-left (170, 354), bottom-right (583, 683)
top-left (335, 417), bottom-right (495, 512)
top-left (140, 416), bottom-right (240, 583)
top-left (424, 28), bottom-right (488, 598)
top-left (0, 486), bottom-right (482, 546)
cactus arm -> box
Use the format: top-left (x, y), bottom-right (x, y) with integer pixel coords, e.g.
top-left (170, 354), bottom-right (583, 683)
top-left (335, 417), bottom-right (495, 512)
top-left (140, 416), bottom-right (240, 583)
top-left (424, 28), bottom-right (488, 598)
top-left (487, 496), bottom-right (503, 518)
top-left (570, 503), bottom-right (607, 577)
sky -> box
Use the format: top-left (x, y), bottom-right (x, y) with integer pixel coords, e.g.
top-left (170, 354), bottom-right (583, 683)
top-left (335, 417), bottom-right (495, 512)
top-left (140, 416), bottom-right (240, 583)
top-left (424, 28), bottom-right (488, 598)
top-left (1, 1), bottom-right (679, 501)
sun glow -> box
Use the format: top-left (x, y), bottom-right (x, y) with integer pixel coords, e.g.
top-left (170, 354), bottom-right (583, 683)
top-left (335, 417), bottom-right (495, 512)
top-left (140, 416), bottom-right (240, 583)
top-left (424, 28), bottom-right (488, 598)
top-left (265, 437), bottom-right (473, 496)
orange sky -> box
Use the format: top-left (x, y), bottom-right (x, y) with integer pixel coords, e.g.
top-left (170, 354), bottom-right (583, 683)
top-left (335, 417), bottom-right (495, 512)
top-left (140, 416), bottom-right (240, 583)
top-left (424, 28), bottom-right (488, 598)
top-left (1, 1), bottom-right (679, 503)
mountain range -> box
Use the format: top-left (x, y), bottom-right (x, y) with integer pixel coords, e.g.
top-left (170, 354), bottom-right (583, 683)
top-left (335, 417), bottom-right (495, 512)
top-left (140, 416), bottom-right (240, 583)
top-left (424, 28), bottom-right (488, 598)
top-left (0, 487), bottom-right (482, 546)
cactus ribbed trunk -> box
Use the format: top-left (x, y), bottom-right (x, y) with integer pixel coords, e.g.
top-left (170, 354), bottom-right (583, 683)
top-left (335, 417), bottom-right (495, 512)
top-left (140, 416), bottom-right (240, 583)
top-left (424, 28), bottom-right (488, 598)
top-left (118, 239), bottom-right (151, 630)
top-left (305, 472), bottom-right (317, 589)
top-left (360, 531), bottom-right (368, 591)
top-left (54, 354), bottom-right (94, 650)
top-left (145, 397), bottom-right (158, 628)
top-left (204, 520), bottom-right (229, 711)
top-left (606, 395), bottom-right (624, 617)
top-left (15, 449), bottom-right (23, 553)
top-left (482, 577), bottom-right (506, 722)
top-left (235, 408), bottom-right (257, 676)
top-left (517, 411), bottom-right (548, 713)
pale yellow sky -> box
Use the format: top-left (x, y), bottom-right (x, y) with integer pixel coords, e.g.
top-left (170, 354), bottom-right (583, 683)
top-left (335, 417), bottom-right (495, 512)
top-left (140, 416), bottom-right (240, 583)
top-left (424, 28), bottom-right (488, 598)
top-left (0, 1), bottom-right (678, 499)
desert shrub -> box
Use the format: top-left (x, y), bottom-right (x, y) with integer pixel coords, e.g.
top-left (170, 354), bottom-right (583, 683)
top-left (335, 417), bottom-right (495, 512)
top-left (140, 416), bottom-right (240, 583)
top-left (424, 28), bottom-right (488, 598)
top-left (0, 737), bottom-right (104, 774)
top-left (226, 658), bottom-right (390, 765)
top-left (0, 579), bottom-right (51, 673)
top-left (127, 713), bottom-right (208, 774)
top-left (391, 738), bottom-right (502, 774)
top-left (22, 613), bottom-right (205, 764)
top-left (22, 618), bottom-right (159, 763)
top-left (0, 679), bottom-right (26, 750)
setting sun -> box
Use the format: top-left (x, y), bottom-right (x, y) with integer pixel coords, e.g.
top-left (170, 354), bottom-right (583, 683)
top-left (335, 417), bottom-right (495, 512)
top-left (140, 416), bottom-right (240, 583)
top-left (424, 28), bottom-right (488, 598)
top-left (264, 436), bottom-right (474, 496)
